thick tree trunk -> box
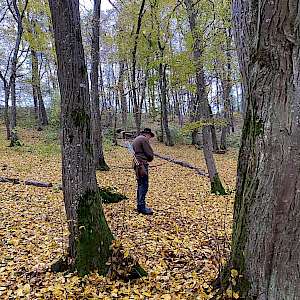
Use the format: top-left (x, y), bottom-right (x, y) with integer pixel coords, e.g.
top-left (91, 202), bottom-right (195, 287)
top-left (159, 62), bottom-right (173, 146)
top-left (184, 0), bottom-right (225, 194)
top-left (48, 0), bottom-right (113, 275)
top-left (224, 0), bottom-right (300, 298)
top-left (90, 0), bottom-right (109, 171)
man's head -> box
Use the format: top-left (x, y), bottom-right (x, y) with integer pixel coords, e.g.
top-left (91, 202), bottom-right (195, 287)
top-left (141, 128), bottom-right (154, 140)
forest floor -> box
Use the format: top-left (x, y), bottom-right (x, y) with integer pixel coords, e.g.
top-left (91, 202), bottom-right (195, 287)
top-left (0, 126), bottom-right (238, 299)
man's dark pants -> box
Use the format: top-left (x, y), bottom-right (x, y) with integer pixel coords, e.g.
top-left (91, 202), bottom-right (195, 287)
top-left (137, 164), bottom-right (149, 211)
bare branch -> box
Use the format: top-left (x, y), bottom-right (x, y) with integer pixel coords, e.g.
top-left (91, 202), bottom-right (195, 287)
top-left (107, 0), bottom-right (120, 12)
top-left (16, 46), bottom-right (29, 69)
top-left (0, 6), bottom-right (9, 23)
top-left (6, 0), bottom-right (17, 22)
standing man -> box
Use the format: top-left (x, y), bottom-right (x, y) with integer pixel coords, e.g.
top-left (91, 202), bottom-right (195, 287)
top-left (132, 128), bottom-right (155, 215)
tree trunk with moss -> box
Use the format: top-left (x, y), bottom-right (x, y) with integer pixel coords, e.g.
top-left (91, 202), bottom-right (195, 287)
top-left (223, 0), bottom-right (300, 298)
top-left (90, 0), bottom-right (109, 171)
top-left (48, 0), bottom-right (113, 275)
top-left (184, 0), bottom-right (225, 194)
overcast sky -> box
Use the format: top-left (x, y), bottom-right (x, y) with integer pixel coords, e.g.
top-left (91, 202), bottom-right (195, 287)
top-left (80, 0), bottom-right (113, 10)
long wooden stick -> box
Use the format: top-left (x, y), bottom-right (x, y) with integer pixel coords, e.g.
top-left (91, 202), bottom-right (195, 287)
top-left (120, 142), bottom-right (208, 177)
top-left (153, 153), bottom-right (208, 177)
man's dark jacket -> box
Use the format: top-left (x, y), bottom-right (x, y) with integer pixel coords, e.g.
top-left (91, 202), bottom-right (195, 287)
top-left (132, 135), bottom-right (154, 164)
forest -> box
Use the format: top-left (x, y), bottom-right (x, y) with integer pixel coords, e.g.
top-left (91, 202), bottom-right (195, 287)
top-left (0, 0), bottom-right (299, 299)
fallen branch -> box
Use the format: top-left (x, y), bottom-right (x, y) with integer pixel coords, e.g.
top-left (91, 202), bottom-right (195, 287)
top-left (153, 153), bottom-right (208, 177)
top-left (0, 176), bottom-right (52, 187)
top-left (24, 180), bottom-right (53, 188)
top-left (119, 142), bottom-right (208, 177)
top-left (0, 176), bottom-right (20, 184)
top-left (0, 176), bottom-right (127, 203)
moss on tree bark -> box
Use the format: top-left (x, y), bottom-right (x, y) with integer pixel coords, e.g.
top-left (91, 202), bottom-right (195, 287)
top-left (211, 174), bottom-right (226, 195)
top-left (75, 190), bottom-right (113, 275)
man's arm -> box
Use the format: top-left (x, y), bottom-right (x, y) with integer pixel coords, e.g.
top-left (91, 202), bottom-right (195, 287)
top-left (142, 140), bottom-right (154, 162)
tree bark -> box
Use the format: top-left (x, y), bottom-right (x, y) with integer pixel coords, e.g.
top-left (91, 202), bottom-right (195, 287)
top-left (90, 0), bottom-right (109, 171)
top-left (31, 50), bottom-right (38, 120)
top-left (8, 0), bottom-right (29, 146)
top-left (118, 60), bottom-right (127, 128)
top-left (220, 28), bottom-right (234, 150)
top-left (224, 0), bottom-right (300, 298)
top-left (131, 0), bottom-right (146, 134)
top-left (184, 0), bottom-right (225, 194)
top-left (31, 49), bottom-right (48, 128)
top-left (3, 85), bottom-right (10, 140)
top-left (159, 58), bottom-right (173, 146)
top-left (48, 0), bottom-right (113, 275)
top-left (209, 105), bottom-right (219, 152)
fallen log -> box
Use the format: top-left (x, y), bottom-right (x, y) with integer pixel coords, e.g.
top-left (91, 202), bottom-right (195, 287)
top-left (24, 180), bottom-right (53, 188)
top-left (0, 176), bottom-right (52, 187)
top-left (0, 177), bottom-right (127, 203)
top-left (153, 153), bottom-right (208, 177)
top-left (0, 176), bottom-right (20, 184)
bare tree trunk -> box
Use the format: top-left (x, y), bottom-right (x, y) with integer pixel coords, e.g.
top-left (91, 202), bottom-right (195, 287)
top-left (10, 77), bottom-right (17, 130)
top-left (184, 0), bottom-right (225, 194)
top-left (31, 50), bottom-right (48, 128)
top-left (189, 92), bottom-right (200, 146)
top-left (131, 0), bottom-right (146, 134)
top-left (137, 67), bottom-right (149, 127)
top-left (0, 64), bottom-right (11, 140)
top-left (220, 76), bottom-right (230, 150)
top-left (48, 0), bottom-right (113, 275)
top-left (31, 51), bottom-right (38, 120)
top-left (173, 91), bottom-right (183, 127)
top-left (209, 105), bottom-right (219, 152)
top-left (4, 86), bottom-right (10, 140)
top-left (90, 0), bottom-right (109, 171)
top-left (221, 28), bottom-right (234, 150)
top-left (219, 0), bottom-right (300, 298)
top-left (118, 60), bottom-right (127, 128)
top-left (8, 0), bottom-right (29, 146)
top-left (159, 62), bottom-right (173, 146)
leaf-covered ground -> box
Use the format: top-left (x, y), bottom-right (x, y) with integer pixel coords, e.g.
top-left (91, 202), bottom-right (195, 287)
top-left (0, 127), bottom-right (237, 299)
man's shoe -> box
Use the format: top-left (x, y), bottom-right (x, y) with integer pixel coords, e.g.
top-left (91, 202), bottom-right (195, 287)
top-left (137, 207), bottom-right (153, 215)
